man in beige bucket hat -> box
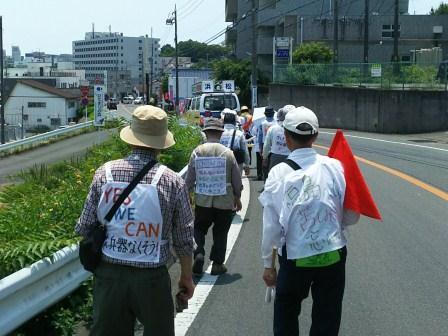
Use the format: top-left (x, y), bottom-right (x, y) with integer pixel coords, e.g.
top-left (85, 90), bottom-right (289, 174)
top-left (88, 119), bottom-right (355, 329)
top-left (76, 105), bottom-right (195, 335)
top-left (185, 118), bottom-right (243, 276)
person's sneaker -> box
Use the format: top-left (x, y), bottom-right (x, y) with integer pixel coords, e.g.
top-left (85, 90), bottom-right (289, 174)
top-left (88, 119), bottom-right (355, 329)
top-left (192, 254), bottom-right (204, 275)
top-left (211, 263), bottom-right (227, 275)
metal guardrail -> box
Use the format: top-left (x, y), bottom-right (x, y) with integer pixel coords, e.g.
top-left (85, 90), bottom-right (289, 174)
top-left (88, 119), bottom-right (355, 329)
top-left (0, 166), bottom-right (189, 335)
top-left (0, 121), bottom-right (94, 153)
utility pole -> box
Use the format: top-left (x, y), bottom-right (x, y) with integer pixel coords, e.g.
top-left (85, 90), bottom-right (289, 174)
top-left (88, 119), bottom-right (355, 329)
top-left (333, 0), bottom-right (339, 64)
top-left (166, 6), bottom-right (179, 116)
top-left (150, 27), bottom-right (154, 99)
top-left (363, 0), bottom-right (369, 64)
top-left (21, 105), bottom-right (24, 139)
top-left (393, 0), bottom-right (400, 72)
top-left (363, 0), bottom-right (369, 78)
top-left (146, 73), bottom-right (150, 104)
top-left (0, 16), bottom-right (5, 144)
top-left (251, 0), bottom-right (258, 108)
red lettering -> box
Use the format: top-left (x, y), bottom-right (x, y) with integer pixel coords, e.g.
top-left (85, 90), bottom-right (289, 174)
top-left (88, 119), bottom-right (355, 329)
top-left (113, 187), bottom-right (131, 205)
top-left (136, 222), bottom-right (148, 237)
top-left (148, 223), bottom-right (160, 238)
top-left (104, 187), bottom-right (113, 203)
top-left (125, 222), bottom-right (135, 236)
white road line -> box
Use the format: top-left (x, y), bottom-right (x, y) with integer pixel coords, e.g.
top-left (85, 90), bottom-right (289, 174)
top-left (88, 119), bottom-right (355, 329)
top-left (320, 131), bottom-right (448, 152)
top-left (175, 177), bottom-right (251, 336)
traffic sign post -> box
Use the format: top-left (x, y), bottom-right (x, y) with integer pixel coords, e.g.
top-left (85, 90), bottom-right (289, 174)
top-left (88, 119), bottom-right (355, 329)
top-left (94, 85), bottom-right (105, 127)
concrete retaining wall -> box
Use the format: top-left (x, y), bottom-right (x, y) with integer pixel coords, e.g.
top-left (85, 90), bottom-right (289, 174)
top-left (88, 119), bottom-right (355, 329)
top-left (267, 84), bottom-right (448, 133)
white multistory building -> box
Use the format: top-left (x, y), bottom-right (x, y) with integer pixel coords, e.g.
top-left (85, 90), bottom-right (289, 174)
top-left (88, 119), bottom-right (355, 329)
top-left (72, 32), bottom-right (161, 98)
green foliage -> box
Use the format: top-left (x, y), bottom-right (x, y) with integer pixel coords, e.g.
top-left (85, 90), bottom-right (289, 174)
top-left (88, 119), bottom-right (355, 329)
top-left (160, 44), bottom-right (175, 57)
top-left (292, 42), bottom-right (334, 64)
top-left (0, 119), bottom-right (201, 334)
top-left (430, 3), bottom-right (448, 15)
top-left (161, 40), bottom-right (230, 64)
top-left (401, 64), bottom-right (438, 84)
top-left (212, 58), bottom-right (251, 105)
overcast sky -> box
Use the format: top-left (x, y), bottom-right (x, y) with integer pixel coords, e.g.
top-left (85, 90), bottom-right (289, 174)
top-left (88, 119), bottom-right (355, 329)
top-left (0, 0), bottom-right (446, 55)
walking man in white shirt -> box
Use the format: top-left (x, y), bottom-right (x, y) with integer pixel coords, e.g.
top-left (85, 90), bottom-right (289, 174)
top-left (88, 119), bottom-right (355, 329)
top-left (259, 106), bottom-right (359, 336)
top-left (262, 104), bottom-right (295, 172)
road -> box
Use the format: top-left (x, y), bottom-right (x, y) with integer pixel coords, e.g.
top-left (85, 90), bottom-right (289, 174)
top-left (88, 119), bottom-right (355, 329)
top-left (2, 110), bottom-right (447, 335)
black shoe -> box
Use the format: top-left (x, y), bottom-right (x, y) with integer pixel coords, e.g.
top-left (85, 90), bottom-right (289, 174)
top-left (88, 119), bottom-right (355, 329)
top-left (192, 254), bottom-right (204, 275)
top-left (210, 263), bottom-right (227, 275)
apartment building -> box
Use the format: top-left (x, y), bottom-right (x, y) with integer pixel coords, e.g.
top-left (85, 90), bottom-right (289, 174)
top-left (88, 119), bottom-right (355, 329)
top-left (224, 0), bottom-right (448, 78)
top-left (72, 32), bottom-right (161, 97)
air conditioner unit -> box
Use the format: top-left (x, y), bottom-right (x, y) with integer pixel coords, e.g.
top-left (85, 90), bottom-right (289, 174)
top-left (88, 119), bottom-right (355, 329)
top-left (433, 26), bottom-right (443, 34)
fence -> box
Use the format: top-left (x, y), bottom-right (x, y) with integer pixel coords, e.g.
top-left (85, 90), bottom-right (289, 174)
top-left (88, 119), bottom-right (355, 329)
top-left (273, 62), bottom-right (447, 90)
top-left (0, 121), bottom-right (94, 154)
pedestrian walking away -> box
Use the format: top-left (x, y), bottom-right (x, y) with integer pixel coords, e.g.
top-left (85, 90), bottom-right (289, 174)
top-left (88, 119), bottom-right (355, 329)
top-left (258, 106), bottom-right (275, 180)
top-left (241, 105), bottom-right (254, 165)
top-left (185, 118), bottom-right (243, 276)
top-left (220, 109), bottom-right (251, 176)
top-left (76, 106), bottom-right (195, 336)
top-left (262, 104), bottom-right (295, 173)
top-left (259, 106), bottom-right (359, 336)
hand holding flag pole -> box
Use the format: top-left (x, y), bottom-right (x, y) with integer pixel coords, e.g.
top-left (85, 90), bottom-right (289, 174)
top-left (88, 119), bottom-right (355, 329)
top-left (265, 248), bottom-right (277, 303)
top-left (328, 130), bottom-right (382, 221)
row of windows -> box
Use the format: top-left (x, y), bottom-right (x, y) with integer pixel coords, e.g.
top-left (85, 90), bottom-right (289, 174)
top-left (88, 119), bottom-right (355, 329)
top-left (75, 60), bottom-right (119, 65)
top-left (84, 67), bottom-right (118, 71)
top-left (74, 53), bottom-right (121, 58)
top-left (74, 38), bottom-right (122, 46)
top-left (74, 46), bottom-right (119, 52)
top-left (28, 102), bottom-right (46, 108)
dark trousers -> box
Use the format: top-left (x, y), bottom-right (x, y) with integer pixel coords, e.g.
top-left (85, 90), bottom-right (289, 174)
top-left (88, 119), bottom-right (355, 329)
top-left (92, 263), bottom-right (173, 336)
top-left (248, 146), bottom-right (253, 165)
top-left (256, 151), bottom-right (263, 179)
top-left (194, 206), bottom-right (233, 264)
top-left (274, 246), bottom-right (347, 336)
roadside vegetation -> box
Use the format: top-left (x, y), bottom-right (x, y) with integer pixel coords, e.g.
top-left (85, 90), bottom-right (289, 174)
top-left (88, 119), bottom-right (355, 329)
top-left (0, 117), bottom-right (201, 335)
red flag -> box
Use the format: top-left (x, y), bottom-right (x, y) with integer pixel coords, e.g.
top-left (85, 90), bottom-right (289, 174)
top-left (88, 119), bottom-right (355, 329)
top-left (328, 130), bottom-right (382, 220)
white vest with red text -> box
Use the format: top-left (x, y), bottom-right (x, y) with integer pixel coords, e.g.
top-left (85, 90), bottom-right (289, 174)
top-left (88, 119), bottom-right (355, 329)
top-left (97, 162), bottom-right (167, 263)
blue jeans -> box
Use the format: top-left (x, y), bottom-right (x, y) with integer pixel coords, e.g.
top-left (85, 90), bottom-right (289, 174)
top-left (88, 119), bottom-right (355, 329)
top-left (274, 246), bottom-right (347, 336)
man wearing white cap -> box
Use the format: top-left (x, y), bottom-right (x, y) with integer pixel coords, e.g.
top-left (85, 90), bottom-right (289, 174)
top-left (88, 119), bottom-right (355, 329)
top-left (259, 106), bottom-right (359, 336)
top-left (262, 104), bottom-right (295, 172)
top-left (76, 106), bottom-right (195, 336)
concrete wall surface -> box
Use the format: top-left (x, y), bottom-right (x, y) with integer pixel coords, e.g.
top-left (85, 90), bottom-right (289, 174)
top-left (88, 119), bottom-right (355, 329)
top-left (268, 84), bottom-right (448, 133)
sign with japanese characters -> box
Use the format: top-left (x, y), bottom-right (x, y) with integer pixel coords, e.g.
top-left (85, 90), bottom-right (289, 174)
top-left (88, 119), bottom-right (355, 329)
top-left (222, 80), bottom-right (235, 93)
top-left (371, 64), bottom-right (382, 77)
top-left (195, 157), bottom-right (227, 196)
top-left (94, 85), bottom-right (105, 126)
top-left (201, 80), bottom-right (214, 93)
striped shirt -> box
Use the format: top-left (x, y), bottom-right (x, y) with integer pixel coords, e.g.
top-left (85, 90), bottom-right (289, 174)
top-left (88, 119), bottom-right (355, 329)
top-left (75, 148), bottom-right (194, 268)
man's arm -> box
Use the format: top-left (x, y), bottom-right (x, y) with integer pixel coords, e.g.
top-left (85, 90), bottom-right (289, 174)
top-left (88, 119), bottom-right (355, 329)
top-left (172, 181), bottom-right (195, 299)
top-left (184, 151), bottom-right (197, 192)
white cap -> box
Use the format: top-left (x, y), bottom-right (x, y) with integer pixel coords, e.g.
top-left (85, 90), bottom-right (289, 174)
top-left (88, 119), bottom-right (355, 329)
top-left (220, 107), bottom-right (236, 119)
top-left (283, 106), bottom-right (319, 135)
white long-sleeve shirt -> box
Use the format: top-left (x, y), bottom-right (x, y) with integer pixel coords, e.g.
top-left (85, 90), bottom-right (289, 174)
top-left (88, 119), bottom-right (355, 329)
top-left (259, 147), bottom-right (359, 268)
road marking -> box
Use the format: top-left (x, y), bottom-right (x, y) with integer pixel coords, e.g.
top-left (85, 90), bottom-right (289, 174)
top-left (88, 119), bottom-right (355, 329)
top-left (320, 131), bottom-right (448, 153)
top-left (314, 144), bottom-right (448, 202)
top-left (175, 177), bottom-right (251, 335)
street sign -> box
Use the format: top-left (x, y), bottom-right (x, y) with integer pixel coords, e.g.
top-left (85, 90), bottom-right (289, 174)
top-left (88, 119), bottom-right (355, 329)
top-left (201, 80), bottom-right (214, 93)
top-left (276, 49), bottom-right (290, 58)
top-left (371, 64), bottom-right (382, 77)
top-left (251, 86), bottom-right (258, 108)
top-left (80, 86), bottom-right (89, 96)
top-left (94, 85), bottom-right (105, 127)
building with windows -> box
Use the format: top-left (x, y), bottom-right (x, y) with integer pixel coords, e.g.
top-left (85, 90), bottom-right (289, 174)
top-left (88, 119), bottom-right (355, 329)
top-left (11, 46), bottom-right (21, 64)
top-left (72, 32), bottom-right (161, 98)
top-left (4, 80), bottom-right (80, 130)
top-left (224, 0), bottom-right (448, 78)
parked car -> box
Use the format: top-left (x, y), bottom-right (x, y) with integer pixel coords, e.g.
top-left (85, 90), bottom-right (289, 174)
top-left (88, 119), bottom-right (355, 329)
top-left (134, 97), bottom-right (144, 105)
top-left (123, 96), bottom-right (134, 104)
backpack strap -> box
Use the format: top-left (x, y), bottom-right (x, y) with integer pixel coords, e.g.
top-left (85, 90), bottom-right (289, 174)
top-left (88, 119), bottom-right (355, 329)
top-left (285, 159), bottom-right (301, 171)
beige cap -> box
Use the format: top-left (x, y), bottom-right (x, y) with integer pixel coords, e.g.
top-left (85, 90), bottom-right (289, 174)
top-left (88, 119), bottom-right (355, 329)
top-left (119, 105), bottom-right (175, 149)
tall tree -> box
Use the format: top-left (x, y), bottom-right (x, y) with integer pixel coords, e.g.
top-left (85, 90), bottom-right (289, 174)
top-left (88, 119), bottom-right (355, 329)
top-left (430, 3), bottom-right (448, 15)
top-left (212, 59), bottom-right (251, 105)
top-left (160, 44), bottom-right (175, 57)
